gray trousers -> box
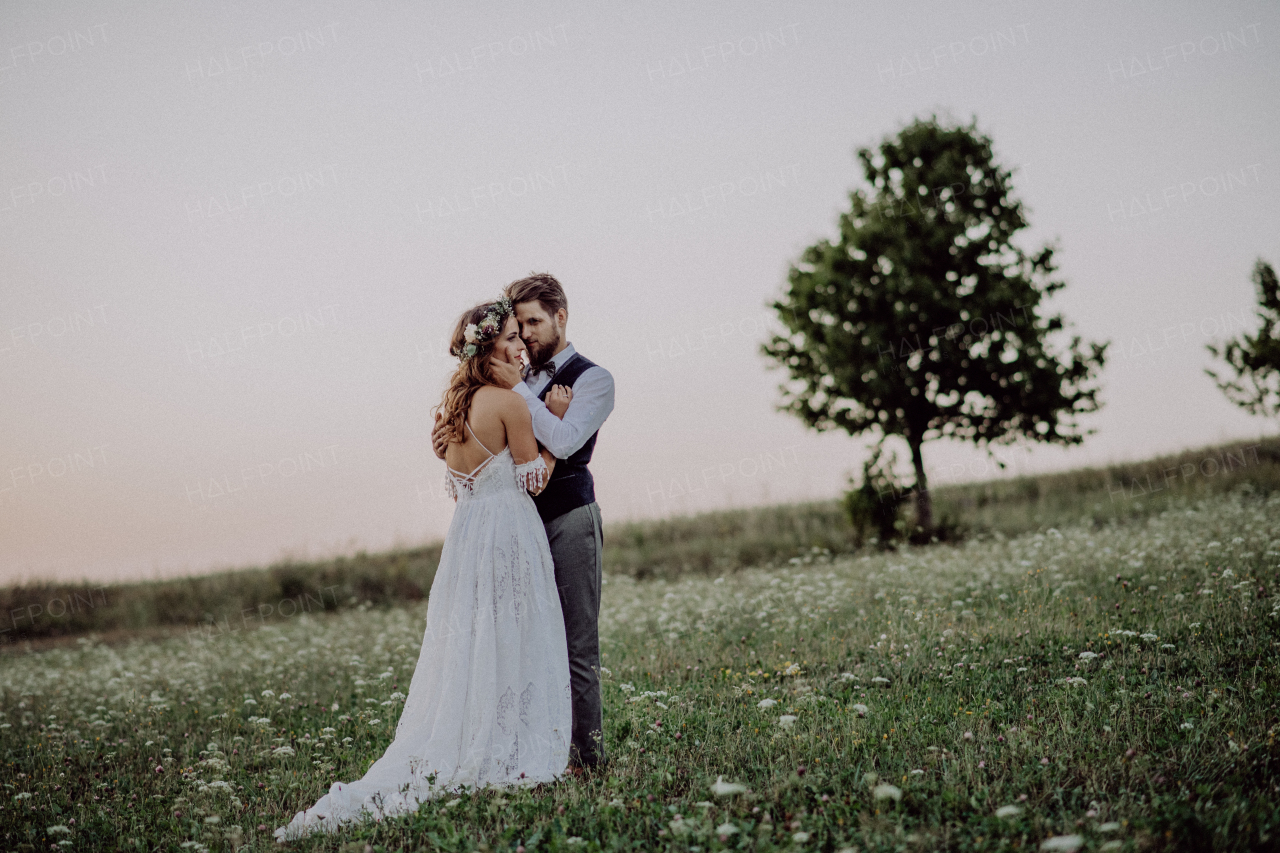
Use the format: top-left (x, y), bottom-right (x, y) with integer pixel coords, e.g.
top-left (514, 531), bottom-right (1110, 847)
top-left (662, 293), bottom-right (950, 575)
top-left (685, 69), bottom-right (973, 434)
top-left (543, 501), bottom-right (606, 768)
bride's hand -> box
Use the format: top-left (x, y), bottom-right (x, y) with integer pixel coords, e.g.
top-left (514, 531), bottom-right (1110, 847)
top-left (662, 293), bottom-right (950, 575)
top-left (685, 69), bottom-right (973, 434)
top-left (546, 384), bottom-right (572, 418)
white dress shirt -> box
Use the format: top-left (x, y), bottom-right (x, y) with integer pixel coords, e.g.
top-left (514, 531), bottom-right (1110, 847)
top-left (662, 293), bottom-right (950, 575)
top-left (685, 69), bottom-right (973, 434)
top-left (514, 342), bottom-right (615, 459)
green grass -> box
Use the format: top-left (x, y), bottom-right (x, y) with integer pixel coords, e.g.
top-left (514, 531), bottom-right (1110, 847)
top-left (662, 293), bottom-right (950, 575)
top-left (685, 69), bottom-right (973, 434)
top-left (4, 436), bottom-right (1278, 647)
top-left (928, 437), bottom-right (1280, 539)
top-left (2, 484), bottom-right (1279, 851)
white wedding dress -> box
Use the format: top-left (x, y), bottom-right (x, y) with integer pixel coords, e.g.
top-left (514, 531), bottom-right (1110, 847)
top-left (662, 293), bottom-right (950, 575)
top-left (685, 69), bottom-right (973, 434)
top-left (275, 425), bottom-right (571, 841)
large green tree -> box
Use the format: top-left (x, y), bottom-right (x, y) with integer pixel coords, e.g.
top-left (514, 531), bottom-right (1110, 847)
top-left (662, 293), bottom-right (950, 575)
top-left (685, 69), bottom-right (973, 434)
top-left (1206, 258), bottom-right (1280, 418)
top-left (762, 116), bottom-right (1108, 533)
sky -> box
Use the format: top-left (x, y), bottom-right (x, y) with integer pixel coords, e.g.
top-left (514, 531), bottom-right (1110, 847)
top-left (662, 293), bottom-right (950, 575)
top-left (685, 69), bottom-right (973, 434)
top-left (2, 0), bottom-right (1278, 585)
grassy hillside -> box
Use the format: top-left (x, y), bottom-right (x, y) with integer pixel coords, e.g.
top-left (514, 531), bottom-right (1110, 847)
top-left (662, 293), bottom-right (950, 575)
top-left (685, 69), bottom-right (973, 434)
top-left (2, 481), bottom-right (1277, 850)
top-left (2, 436), bottom-right (1278, 647)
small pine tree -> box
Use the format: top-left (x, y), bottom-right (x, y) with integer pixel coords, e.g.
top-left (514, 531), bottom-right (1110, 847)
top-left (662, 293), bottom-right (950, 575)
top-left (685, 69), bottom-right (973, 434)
top-left (1206, 259), bottom-right (1280, 418)
top-left (842, 442), bottom-right (909, 547)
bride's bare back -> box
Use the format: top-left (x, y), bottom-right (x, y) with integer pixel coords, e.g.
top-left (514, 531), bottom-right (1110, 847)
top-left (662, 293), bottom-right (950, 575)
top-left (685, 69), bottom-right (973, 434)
top-left (445, 385), bottom-right (542, 478)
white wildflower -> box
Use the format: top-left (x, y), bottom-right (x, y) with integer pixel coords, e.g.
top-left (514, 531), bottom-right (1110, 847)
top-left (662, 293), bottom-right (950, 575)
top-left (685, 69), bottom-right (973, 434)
top-left (995, 805), bottom-right (1023, 819)
top-left (778, 715), bottom-right (797, 729)
top-left (757, 698), bottom-right (778, 708)
top-left (1040, 835), bottom-right (1083, 852)
top-left (710, 775), bottom-right (748, 796)
top-left (872, 783), bottom-right (902, 802)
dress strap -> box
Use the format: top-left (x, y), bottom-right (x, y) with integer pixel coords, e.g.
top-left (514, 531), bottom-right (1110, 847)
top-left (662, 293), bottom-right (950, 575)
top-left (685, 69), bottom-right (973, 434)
top-left (465, 420), bottom-right (497, 458)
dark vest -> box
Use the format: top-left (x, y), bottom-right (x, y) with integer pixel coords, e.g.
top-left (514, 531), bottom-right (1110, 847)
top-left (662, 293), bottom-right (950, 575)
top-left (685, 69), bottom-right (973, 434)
top-left (531, 352), bottom-right (602, 523)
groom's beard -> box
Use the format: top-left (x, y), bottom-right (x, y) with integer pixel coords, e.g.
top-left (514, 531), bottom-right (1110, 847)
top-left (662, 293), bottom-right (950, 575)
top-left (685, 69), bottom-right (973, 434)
top-left (527, 331), bottom-right (563, 370)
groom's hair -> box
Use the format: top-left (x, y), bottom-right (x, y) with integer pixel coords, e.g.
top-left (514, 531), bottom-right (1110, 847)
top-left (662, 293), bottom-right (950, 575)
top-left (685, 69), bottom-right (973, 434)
top-left (505, 273), bottom-right (567, 319)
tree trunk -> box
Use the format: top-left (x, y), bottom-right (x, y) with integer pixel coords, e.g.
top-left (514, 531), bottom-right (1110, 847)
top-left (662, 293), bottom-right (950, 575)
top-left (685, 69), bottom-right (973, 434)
top-left (908, 436), bottom-right (933, 534)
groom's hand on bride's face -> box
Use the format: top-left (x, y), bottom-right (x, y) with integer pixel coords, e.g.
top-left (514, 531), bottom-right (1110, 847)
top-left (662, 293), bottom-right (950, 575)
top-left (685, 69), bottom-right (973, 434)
top-left (489, 356), bottom-right (523, 390)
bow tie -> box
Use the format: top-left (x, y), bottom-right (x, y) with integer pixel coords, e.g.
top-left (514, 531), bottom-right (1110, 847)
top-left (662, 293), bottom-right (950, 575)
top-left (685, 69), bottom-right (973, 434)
top-left (527, 361), bottom-right (557, 381)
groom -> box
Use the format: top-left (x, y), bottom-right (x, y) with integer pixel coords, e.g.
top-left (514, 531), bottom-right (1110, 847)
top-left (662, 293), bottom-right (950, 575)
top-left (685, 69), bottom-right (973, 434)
top-left (433, 272), bottom-right (614, 775)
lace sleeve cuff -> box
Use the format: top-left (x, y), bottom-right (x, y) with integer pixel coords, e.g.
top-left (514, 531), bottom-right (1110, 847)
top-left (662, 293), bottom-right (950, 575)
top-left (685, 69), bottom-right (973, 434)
top-left (514, 456), bottom-right (549, 494)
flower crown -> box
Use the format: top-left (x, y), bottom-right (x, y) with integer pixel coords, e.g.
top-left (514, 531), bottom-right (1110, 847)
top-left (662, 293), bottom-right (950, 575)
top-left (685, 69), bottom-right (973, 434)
top-left (454, 296), bottom-right (514, 361)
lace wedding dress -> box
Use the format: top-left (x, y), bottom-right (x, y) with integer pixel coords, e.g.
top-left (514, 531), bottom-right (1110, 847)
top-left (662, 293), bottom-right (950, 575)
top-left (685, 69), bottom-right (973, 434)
top-left (275, 425), bottom-right (570, 841)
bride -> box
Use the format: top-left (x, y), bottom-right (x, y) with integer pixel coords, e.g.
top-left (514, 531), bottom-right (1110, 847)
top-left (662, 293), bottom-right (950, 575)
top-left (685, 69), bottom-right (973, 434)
top-left (275, 296), bottom-right (575, 841)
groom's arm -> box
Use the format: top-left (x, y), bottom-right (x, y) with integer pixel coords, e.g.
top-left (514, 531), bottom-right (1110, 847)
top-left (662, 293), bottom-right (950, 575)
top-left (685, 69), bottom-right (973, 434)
top-left (513, 366), bottom-right (614, 459)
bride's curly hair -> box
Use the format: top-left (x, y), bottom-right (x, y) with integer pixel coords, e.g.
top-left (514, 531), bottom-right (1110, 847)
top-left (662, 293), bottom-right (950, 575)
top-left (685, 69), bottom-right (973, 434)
top-left (433, 300), bottom-right (514, 445)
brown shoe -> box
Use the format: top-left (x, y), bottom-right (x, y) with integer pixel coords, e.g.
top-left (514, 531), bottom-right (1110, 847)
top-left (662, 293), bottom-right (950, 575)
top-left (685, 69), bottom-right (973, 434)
top-left (564, 765), bottom-right (585, 780)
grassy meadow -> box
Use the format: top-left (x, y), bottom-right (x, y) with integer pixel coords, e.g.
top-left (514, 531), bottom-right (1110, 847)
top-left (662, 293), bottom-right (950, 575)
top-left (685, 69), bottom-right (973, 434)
top-left (2, 462), bottom-right (1279, 850)
top-left (3, 437), bottom-right (1278, 648)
